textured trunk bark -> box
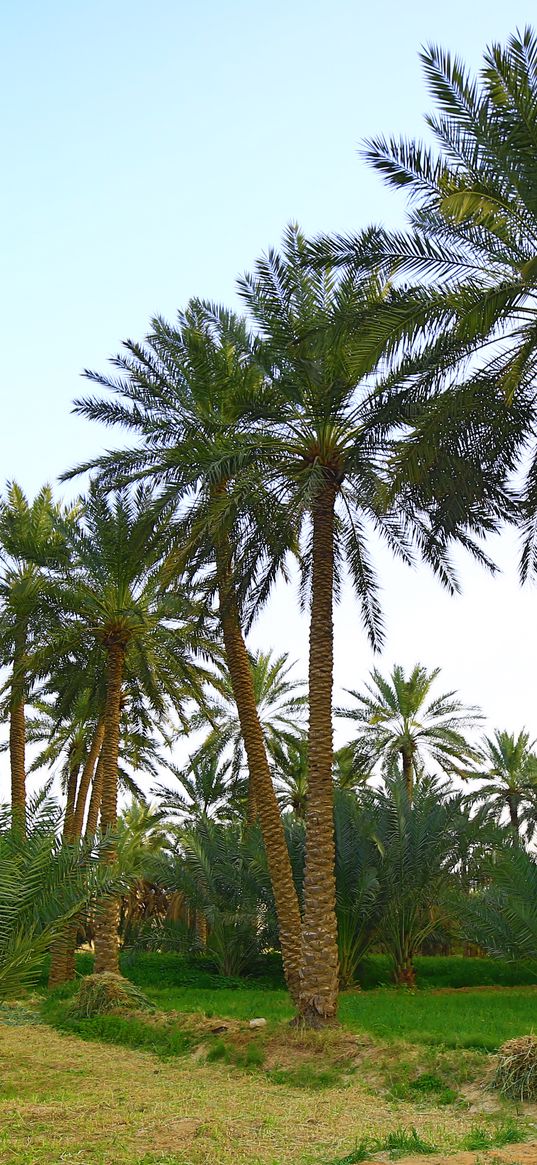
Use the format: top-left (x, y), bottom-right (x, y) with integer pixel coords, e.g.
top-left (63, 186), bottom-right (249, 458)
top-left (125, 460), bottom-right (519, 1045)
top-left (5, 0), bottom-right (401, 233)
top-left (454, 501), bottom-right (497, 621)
top-left (215, 533), bottom-right (302, 1003)
top-left (246, 775), bottom-right (258, 825)
top-left (298, 483), bottom-right (339, 1025)
top-left (93, 645), bottom-right (124, 975)
top-left (48, 753), bottom-right (82, 990)
top-left (394, 957), bottom-right (416, 987)
top-left (72, 720), bottom-right (105, 839)
top-left (507, 793), bottom-right (520, 838)
top-left (402, 747), bottom-right (413, 801)
top-left (9, 639), bottom-right (27, 837)
top-left (85, 748), bottom-right (105, 841)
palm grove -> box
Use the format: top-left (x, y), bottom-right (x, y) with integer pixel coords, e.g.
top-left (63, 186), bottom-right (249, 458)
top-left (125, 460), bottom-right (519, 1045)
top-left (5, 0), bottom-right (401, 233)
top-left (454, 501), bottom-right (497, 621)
top-left (2, 28), bottom-right (537, 1025)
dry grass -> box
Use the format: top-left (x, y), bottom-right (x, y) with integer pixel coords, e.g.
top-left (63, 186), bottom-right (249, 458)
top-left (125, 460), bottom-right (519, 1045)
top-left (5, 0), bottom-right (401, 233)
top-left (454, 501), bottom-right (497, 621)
top-left (1, 1022), bottom-right (534, 1165)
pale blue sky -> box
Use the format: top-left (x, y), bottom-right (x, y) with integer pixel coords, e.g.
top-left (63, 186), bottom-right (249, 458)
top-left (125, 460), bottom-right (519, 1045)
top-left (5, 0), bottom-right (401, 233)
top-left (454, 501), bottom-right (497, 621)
top-left (2, 1), bottom-right (537, 796)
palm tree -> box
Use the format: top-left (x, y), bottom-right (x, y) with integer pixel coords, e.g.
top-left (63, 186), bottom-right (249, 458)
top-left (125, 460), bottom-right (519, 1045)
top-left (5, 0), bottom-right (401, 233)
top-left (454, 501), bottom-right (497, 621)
top-left (321, 28), bottom-right (537, 578)
top-left (64, 302), bottom-right (303, 1002)
top-left (371, 776), bottom-right (475, 985)
top-left (0, 792), bottom-right (127, 998)
top-left (237, 225), bottom-right (467, 1023)
top-left (338, 664), bottom-right (481, 798)
top-left (0, 483), bottom-right (76, 834)
top-left (189, 649), bottom-right (306, 820)
top-left (466, 730), bottom-right (537, 839)
top-left (156, 755), bottom-right (235, 825)
top-left (459, 845), bottom-right (537, 961)
top-left (48, 485), bottom-right (214, 974)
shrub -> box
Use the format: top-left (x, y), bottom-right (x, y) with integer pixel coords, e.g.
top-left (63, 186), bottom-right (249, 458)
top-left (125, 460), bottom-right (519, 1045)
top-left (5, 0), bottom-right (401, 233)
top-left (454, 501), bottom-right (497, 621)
top-left (66, 972), bottom-right (154, 1018)
top-left (492, 1035), bottom-right (537, 1101)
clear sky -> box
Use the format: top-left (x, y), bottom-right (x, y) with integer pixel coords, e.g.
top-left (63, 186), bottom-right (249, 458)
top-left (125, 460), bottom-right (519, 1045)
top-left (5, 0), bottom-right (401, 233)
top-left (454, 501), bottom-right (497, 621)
top-left (2, 0), bottom-right (537, 798)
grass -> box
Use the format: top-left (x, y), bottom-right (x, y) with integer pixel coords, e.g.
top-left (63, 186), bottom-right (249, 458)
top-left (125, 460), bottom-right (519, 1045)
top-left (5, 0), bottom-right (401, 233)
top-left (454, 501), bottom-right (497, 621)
top-left (45, 950), bottom-right (537, 992)
top-left (461, 1119), bottom-right (525, 1150)
top-left (0, 1020), bottom-right (523, 1165)
top-left (20, 952), bottom-right (537, 1163)
top-left (40, 952), bottom-right (537, 1052)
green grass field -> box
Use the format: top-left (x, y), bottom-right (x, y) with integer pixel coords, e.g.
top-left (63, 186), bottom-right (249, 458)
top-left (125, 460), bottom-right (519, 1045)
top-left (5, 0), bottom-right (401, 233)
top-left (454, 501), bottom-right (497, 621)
top-left (5, 953), bottom-right (537, 1165)
top-left (41, 951), bottom-right (537, 1053)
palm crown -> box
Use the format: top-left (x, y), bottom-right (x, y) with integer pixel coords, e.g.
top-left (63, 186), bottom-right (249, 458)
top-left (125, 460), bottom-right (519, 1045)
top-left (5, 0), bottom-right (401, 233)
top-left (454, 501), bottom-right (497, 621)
top-left (339, 664), bottom-right (481, 797)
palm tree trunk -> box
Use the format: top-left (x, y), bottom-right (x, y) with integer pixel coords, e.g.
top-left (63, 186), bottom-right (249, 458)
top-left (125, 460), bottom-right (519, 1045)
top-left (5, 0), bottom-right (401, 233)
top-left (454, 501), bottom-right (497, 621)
top-left (402, 747), bottom-right (413, 800)
top-left (298, 483), bottom-right (339, 1026)
top-left (247, 777), bottom-right (257, 825)
top-left (507, 793), bottom-right (521, 839)
top-left (9, 638), bottom-right (27, 837)
top-left (48, 752), bottom-right (82, 989)
top-left (94, 645), bottom-right (124, 975)
top-left (85, 748), bottom-right (105, 841)
top-left (72, 720), bottom-right (105, 838)
top-left (215, 534), bottom-right (302, 1003)
top-left (63, 751), bottom-right (81, 841)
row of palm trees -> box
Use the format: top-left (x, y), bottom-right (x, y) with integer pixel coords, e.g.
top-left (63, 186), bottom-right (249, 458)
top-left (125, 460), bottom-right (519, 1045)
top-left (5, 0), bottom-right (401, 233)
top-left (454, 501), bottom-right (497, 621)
top-left (3, 27), bottom-right (537, 1023)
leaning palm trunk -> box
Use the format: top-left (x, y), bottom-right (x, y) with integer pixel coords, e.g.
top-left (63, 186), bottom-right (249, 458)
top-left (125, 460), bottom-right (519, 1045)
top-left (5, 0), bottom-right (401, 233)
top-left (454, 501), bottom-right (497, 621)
top-left (9, 638), bottom-right (27, 838)
top-left (215, 535), bottom-right (302, 1003)
top-left (72, 720), bottom-right (105, 838)
top-left (299, 484), bottom-right (339, 1024)
top-left (93, 645), bottom-right (124, 975)
top-left (85, 748), bottom-right (105, 841)
top-left (49, 726), bottom-right (105, 988)
top-left (48, 754), bottom-right (82, 988)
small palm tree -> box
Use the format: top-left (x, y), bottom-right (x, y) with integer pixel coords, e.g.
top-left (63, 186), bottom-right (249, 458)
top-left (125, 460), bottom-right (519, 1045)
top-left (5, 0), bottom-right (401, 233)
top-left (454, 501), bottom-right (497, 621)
top-left (460, 846), bottom-right (537, 961)
top-left (0, 795), bottom-right (127, 998)
top-left (371, 776), bottom-right (474, 985)
top-left (47, 485), bottom-right (214, 974)
top-left (0, 483), bottom-right (77, 834)
top-left (339, 664), bottom-right (481, 798)
top-left (466, 730), bottom-right (537, 839)
top-left (157, 755), bottom-right (235, 825)
top-left (189, 649), bottom-right (306, 819)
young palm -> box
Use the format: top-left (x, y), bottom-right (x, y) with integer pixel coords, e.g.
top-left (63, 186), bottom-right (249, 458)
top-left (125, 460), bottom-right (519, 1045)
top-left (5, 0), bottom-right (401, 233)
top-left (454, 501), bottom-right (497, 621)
top-left (338, 664), bottom-right (482, 799)
top-left (0, 483), bottom-right (77, 834)
top-left (64, 303), bottom-right (304, 1001)
top-left (156, 755), bottom-right (235, 825)
top-left (466, 730), bottom-right (537, 840)
top-left (49, 485), bottom-right (214, 974)
top-left (189, 649), bottom-right (306, 819)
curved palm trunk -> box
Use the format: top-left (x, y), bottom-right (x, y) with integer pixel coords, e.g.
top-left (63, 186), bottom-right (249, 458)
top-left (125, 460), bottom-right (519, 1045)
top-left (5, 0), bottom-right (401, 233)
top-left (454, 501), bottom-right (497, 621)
top-left (94, 645), bottom-right (124, 975)
top-left (49, 727), bottom-right (106, 989)
top-left (85, 748), bottom-right (105, 841)
top-left (299, 484), bottom-right (339, 1025)
top-left (71, 720), bottom-right (106, 838)
top-left (9, 637), bottom-right (27, 838)
top-left (215, 534), bottom-right (302, 1003)
top-left (48, 752), bottom-right (82, 988)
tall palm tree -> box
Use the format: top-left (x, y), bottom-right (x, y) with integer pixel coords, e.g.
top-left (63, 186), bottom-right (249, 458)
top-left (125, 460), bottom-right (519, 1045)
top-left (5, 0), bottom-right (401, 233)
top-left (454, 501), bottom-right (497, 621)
top-left (320, 28), bottom-right (537, 577)
top-left (338, 664), bottom-right (482, 798)
top-left (0, 483), bottom-right (76, 834)
top-left (237, 225), bottom-right (469, 1023)
top-left (48, 485), bottom-right (214, 974)
top-left (64, 303), bottom-right (304, 1002)
top-left (466, 730), bottom-right (537, 839)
